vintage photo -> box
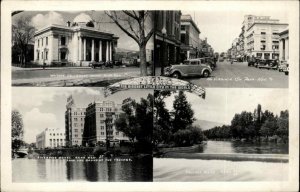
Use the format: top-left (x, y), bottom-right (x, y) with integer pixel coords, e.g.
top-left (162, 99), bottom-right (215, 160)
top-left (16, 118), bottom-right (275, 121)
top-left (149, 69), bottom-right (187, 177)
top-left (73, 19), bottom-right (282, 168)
top-left (11, 87), bottom-right (153, 182)
top-left (155, 10), bottom-right (289, 88)
top-left (12, 11), bottom-right (154, 86)
top-left (153, 89), bottom-right (289, 181)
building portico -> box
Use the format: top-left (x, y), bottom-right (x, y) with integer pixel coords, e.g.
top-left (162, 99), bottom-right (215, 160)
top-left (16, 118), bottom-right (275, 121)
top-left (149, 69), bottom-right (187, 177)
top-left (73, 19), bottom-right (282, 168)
top-left (34, 14), bottom-right (118, 66)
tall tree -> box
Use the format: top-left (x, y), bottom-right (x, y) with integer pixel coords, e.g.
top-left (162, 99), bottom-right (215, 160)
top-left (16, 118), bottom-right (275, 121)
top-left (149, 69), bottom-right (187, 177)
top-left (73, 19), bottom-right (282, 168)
top-left (172, 91), bottom-right (195, 133)
top-left (12, 110), bottom-right (24, 151)
top-left (12, 16), bottom-right (35, 66)
top-left (105, 11), bottom-right (154, 76)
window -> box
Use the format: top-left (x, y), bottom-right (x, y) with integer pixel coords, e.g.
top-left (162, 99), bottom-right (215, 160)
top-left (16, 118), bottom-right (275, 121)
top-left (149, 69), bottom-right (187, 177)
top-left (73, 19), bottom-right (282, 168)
top-left (38, 39), bottom-right (40, 47)
top-left (101, 126), bottom-right (104, 130)
top-left (261, 45), bottom-right (266, 50)
top-left (191, 61), bottom-right (198, 65)
top-left (42, 52), bottom-right (43, 59)
top-left (37, 52), bottom-right (39, 60)
top-left (100, 114), bottom-right (104, 118)
top-left (61, 37), bottom-right (66, 45)
top-left (53, 133), bottom-right (55, 136)
top-left (100, 120), bottom-right (105, 124)
top-left (50, 133), bottom-right (52, 136)
top-left (75, 129), bottom-right (78, 132)
top-left (261, 32), bottom-right (266, 35)
top-left (46, 37), bottom-right (48, 45)
top-left (101, 132), bottom-right (104, 135)
top-left (75, 134), bottom-right (78, 137)
top-left (45, 52), bottom-right (48, 60)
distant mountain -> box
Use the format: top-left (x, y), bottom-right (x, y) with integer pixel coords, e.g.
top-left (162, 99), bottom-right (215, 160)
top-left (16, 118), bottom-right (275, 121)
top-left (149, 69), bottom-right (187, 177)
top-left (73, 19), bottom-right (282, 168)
top-left (115, 47), bottom-right (138, 53)
top-left (193, 120), bottom-right (225, 130)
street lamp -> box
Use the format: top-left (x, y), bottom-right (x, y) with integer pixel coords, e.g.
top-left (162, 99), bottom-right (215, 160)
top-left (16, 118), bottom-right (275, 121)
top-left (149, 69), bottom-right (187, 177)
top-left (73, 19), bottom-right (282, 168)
top-left (160, 27), bottom-right (167, 76)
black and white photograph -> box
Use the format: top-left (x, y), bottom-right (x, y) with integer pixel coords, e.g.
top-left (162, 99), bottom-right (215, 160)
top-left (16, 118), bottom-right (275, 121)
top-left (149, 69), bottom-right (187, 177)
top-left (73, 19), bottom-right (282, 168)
top-left (155, 10), bottom-right (290, 88)
top-left (12, 11), bottom-right (154, 86)
top-left (153, 89), bottom-right (289, 181)
top-left (1, 0), bottom-right (299, 192)
top-left (11, 87), bottom-right (153, 182)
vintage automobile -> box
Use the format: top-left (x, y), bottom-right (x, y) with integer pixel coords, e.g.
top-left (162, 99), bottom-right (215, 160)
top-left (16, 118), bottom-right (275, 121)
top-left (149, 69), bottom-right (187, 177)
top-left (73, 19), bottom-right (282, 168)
top-left (248, 57), bottom-right (260, 67)
top-left (283, 63), bottom-right (289, 75)
top-left (164, 58), bottom-right (212, 79)
top-left (278, 61), bottom-right (288, 72)
top-left (90, 61), bottom-right (105, 68)
top-left (257, 59), bottom-right (279, 70)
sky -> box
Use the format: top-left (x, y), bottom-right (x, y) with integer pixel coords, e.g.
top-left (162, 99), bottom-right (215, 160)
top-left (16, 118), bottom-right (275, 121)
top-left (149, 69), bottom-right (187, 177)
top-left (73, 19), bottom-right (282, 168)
top-left (12, 87), bottom-right (152, 143)
top-left (164, 88), bottom-right (288, 126)
top-left (182, 3), bottom-right (289, 53)
top-left (12, 11), bottom-right (154, 51)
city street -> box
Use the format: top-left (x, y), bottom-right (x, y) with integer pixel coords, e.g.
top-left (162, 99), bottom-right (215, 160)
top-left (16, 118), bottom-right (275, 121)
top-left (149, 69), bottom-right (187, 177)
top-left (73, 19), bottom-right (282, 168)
top-left (188, 61), bottom-right (288, 88)
top-left (12, 66), bottom-right (143, 86)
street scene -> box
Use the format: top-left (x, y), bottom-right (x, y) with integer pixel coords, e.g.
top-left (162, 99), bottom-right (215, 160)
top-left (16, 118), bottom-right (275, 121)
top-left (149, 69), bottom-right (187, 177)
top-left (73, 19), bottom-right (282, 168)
top-left (155, 11), bottom-right (289, 88)
top-left (12, 11), bottom-right (154, 86)
top-left (12, 87), bottom-right (153, 182)
top-left (154, 89), bottom-right (289, 181)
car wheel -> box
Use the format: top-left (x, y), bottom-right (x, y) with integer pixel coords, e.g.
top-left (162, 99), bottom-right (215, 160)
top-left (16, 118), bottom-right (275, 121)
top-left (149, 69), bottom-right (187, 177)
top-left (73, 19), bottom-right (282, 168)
top-left (285, 72), bottom-right (289, 75)
top-left (171, 72), bottom-right (181, 79)
top-left (202, 70), bottom-right (210, 78)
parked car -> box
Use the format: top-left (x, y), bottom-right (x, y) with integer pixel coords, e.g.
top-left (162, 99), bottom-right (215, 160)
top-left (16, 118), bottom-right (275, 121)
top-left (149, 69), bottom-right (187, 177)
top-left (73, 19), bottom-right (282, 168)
top-left (257, 59), bottom-right (279, 70)
top-left (164, 58), bottom-right (212, 79)
top-left (248, 57), bottom-right (259, 67)
top-left (283, 64), bottom-right (289, 75)
top-left (278, 61), bottom-right (288, 72)
top-left (90, 61), bottom-right (105, 68)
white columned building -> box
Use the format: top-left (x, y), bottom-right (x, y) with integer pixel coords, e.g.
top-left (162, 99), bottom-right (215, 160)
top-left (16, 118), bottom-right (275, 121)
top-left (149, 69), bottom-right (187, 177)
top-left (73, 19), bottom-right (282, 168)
top-left (33, 13), bottom-right (118, 66)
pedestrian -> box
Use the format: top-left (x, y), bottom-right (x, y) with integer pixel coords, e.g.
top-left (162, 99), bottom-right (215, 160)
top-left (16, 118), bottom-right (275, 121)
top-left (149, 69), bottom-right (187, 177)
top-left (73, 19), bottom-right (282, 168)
top-left (43, 62), bottom-right (46, 69)
top-left (231, 59), bottom-right (233, 65)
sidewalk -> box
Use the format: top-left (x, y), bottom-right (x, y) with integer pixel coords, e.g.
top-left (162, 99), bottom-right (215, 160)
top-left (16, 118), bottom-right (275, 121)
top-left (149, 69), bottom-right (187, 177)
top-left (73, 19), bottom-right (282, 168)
top-left (12, 66), bottom-right (92, 71)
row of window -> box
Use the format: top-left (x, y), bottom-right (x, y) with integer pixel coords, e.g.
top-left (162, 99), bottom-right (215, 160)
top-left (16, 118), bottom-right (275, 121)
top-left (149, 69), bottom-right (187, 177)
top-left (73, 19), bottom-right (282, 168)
top-left (36, 51), bottom-right (48, 61)
top-left (73, 112), bottom-right (86, 115)
top-left (50, 139), bottom-right (65, 142)
top-left (37, 37), bottom-right (48, 47)
top-left (73, 117), bottom-right (84, 121)
top-left (73, 123), bottom-right (84, 127)
top-left (49, 133), bottom-right (65, 136)
top-left (74, 129), bottom-right (84, 133)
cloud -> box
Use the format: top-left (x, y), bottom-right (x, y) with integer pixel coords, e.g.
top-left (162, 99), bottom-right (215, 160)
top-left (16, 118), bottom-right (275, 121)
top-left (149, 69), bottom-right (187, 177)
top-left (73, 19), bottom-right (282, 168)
top-left (31, 11), bottom-right (65, 29)
top-left (23, 108), bottom-right (58, 143)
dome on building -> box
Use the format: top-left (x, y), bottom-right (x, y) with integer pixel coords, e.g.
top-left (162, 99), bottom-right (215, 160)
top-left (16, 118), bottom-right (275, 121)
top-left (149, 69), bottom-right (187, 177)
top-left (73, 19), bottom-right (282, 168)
top-left (72, 13), bottom-right (94, 27)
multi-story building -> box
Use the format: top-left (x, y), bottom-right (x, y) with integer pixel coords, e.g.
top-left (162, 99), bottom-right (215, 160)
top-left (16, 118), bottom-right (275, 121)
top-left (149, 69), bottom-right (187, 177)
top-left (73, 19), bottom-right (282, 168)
top-left (240, 15), bottom-right (288, 60)
top-left (36, 128), bottom-right (66, 149)
top-left (246, 21), bottom-right (288, 59)
top-left (34, 13), bottom-right (118, 66)
top-left (180, 14), bottom-right (201, 60)
top-left (279, 28), bottom-right (289, 62)
top-left (82, 100), bottom-right (129, 146)
top-left (65, 96), bottom-right (86, 146)
top-left (154, 11), bottom-right (181, 69)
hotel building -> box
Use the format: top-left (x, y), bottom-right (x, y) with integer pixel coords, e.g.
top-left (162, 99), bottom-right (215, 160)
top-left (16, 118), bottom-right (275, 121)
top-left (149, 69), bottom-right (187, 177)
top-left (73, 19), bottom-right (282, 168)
top-left (279, 28), bottom-right (289, 62)
top-left (34, 13), bottom-right (118, 66)
top-left (65, 96), bottom-right (86, 146)
top-left (36, 128), bottom-right (66, 149)
top-left (83, 100), bottom-right (128, 146)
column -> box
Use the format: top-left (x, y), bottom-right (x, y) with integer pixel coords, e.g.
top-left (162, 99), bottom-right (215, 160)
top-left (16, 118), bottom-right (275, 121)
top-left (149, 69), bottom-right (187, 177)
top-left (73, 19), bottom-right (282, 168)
top-left (83, 38), bottom-right (86, 61)
top-left (109, 41), bottom-right (112, 61)
top-left (91, 39), bottom-right (95, 61)
top-left (285, 38), bottom-right (289, 60)
top-left (99, 40), bottom-right (102, 61)
top-left (106, 41), bottom-right (109, 62)
top-left (279, 38), bottom-right (283, 60)
top-left (79, 36), bottom-right (82, 61)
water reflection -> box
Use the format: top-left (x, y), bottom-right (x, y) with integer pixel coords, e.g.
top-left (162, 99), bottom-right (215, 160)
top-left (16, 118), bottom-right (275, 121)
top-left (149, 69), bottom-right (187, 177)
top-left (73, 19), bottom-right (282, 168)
top-left (13, 156), bottom-right (152, 182)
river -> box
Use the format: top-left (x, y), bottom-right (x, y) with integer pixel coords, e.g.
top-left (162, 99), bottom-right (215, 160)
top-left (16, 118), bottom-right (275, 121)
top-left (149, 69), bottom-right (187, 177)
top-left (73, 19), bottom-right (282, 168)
top-left (154, 140), bottom-right (289, 181)
top-left (12, 156), bottom-right (152, 182)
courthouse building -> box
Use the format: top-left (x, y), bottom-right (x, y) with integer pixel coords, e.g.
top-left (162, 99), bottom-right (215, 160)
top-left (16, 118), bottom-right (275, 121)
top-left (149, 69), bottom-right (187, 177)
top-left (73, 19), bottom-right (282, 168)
top-left (36, 128), bottom-right (66, 149)
top-left (82, 100), bottom-right (129, 146)
top-left (34, 13), bottom-right (119, 66)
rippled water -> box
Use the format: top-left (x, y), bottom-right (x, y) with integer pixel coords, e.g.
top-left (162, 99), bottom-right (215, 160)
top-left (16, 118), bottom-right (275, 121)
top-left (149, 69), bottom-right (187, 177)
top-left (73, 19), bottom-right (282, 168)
top-left (12, 157), bottom-right (152, 182)
top-left (154, 140), bottom-right (289, 181)
top-left (154, 158), bottom-right (288, 181)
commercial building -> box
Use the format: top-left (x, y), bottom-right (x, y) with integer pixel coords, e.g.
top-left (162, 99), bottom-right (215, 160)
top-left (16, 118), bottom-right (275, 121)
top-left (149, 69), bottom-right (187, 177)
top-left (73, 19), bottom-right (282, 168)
top-left (65, 96), bottom-right (86, 146)
top-left (199, 38), bottom-right (214, 58)
top-left (82, 101), bottom-right (129, 146)
top-left (36, 128), bottom-right (66, 149)
top-left (180, 14), bottom-right (201, 60)
top-left (279, 28), bottom-right (289, 62)
top-left (154, 11), bottom-right (182, 68)
top-left (34, 13), bottom-right (118, 66)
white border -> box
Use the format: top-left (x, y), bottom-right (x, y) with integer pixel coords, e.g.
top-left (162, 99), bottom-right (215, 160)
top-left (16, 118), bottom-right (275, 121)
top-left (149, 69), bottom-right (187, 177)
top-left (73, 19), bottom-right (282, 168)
top-left (1, 1), bottom-right (299, 191)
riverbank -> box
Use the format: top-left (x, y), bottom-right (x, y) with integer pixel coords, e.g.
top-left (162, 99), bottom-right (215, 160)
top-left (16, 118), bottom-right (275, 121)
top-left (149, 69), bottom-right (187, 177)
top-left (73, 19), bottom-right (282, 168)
top-left (163, 152), bottom-right (288, 163)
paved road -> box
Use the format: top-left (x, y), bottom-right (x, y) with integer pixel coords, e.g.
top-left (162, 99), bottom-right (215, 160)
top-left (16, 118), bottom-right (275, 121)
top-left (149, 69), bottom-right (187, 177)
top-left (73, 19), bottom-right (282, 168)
top-left (185, 61), bottom-right (288, 88)
top-left (12, 66), bottom-right (144, 86)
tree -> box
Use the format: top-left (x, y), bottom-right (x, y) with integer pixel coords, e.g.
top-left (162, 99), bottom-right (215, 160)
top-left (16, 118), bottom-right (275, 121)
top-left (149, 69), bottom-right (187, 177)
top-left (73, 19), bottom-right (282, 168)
top-left (12, 110), bottom-right (24, 151)
top-left (12, 16), bottom-right (35, 66)
top-left (153, 90), bottom-right (172, 144)
top-left (276, 110), bottom-right (289, 141)
top-left (115, 94), bottom-right (153, 152)
top-left (172, 91), bottom-right (195, 133)
top-left (105, 11), bottom-right (154, 76)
